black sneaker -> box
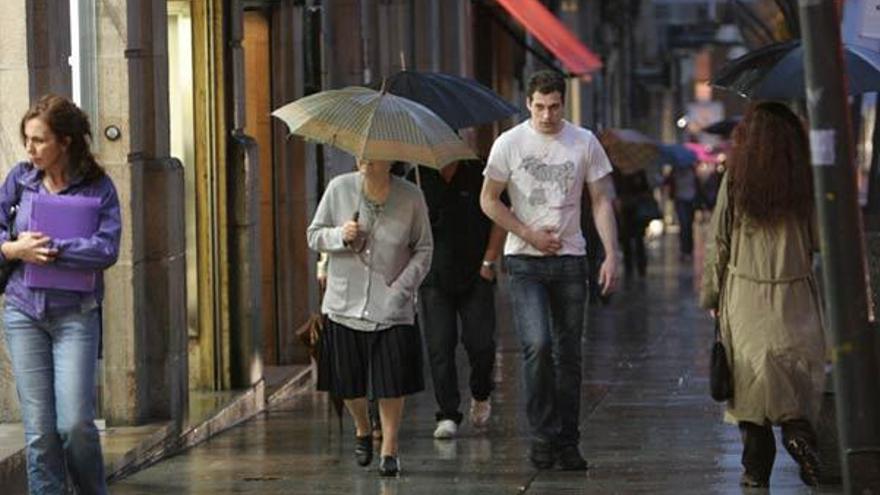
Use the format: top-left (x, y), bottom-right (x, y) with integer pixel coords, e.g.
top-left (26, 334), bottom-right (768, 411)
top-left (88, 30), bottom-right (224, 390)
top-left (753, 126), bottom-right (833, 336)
top-left (355, 435), bottom-right (373, 466)
top-left (557, 444), bottom-right (588, 471)
top-left (529, 442), bottom-right (556, 470)
top-left (378, 455), bottom-right (400, 477)
top-left (784, 438), bottom-right (821, 487)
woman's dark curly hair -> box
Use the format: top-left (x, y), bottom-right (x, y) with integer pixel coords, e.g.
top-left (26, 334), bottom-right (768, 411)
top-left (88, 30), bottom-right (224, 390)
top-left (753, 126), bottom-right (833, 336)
top-left (727, 101), bottom-right (814, 225)
top-left (20, 94), bottom-right (105, 183)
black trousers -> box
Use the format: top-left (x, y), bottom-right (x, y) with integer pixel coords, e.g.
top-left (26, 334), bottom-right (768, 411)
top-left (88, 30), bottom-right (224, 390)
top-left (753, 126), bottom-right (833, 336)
top-left (418, 279), bottom-right (496, 424)
top-left (619, 207), bottom-right (647, 276)
top-left (739, 419), bottom-right (817, 481)
top-left (675, 199), bottom-right (695, 256)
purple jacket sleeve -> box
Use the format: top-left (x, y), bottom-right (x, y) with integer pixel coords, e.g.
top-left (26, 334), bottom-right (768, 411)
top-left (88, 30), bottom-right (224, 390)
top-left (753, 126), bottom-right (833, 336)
top-left (52, 176), bottom-right (122, 271)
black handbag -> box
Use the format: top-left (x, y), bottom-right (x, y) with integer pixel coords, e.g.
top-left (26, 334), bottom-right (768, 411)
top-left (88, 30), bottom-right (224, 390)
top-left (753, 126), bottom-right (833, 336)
top-left (0, 200), bottom-right (22, 294)
top-left (710, 318), bottom-right (733, 401)
top-left (709, 182), bottom-right (734, 402)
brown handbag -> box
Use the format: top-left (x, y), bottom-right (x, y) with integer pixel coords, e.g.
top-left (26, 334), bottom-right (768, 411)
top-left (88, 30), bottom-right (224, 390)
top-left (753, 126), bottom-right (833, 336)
top-left (295, 312), bottom-right (325, 361)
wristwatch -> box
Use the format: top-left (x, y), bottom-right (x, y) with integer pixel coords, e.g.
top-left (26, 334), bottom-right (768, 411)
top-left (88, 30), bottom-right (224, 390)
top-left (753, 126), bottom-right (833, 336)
top-left (481, 260), bottom-right (496, 270)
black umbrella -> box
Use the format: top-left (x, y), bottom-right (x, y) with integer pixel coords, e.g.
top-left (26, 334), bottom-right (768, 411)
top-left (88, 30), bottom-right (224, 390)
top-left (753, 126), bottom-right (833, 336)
top-left (703, 116), bottom-right (742, 137)
top-left (712, 40), bottom-right (880, 99)
top-left (378, 71), bottom-right (520, 130)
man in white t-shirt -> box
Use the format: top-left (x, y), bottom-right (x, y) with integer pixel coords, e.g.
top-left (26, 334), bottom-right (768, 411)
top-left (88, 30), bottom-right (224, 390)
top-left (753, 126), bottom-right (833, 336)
top-left (480, 70), bottom-right (620, 471)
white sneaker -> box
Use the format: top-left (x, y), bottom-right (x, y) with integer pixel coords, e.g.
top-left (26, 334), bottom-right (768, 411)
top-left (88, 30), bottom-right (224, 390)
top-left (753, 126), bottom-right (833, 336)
top-left (433, 419), bottom-right (458, 439)
top-left (469, 399), bottom-right (491, 427)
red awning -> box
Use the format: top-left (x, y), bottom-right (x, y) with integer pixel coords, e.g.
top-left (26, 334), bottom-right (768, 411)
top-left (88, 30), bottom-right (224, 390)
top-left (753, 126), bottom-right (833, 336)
top-left (495, 0), bottom-right (602, 76)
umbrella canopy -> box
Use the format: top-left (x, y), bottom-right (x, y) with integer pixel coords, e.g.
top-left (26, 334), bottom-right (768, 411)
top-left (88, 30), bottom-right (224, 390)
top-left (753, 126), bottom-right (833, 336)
top-left (684, 142), bottom-right (722, 164)
top-left (660, 144), bottom-right (698, 168)
top-left (378, 71), bottom-right (520, 130)
top-left (712, 40), bottom-right (880, 99)
top-left (272, 86), bottom-right (476, 169)
top-left (703, 116), bottom-right (742, 137)
top-left (599, 128), bottom-right (661, 175)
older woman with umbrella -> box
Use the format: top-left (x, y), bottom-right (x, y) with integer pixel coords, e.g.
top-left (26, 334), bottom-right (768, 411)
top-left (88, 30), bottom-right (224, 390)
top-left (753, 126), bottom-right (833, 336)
top-left (275, 86), bottom-right (474, 477)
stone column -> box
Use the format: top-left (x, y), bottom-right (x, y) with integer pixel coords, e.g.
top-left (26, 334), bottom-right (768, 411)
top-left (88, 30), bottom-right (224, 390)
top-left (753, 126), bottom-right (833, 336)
top-left (27, 1), bottom-right (72, 99)
top-left (0, 1), bottom-right (74, 422)
top-left (92, 0), bottom-right (148, 425)
top-left (271, 1), bottom-right (310, 364)
top-left (96, 0), bottom-right (187, 425)
top-left (0, 1), bottom-right (30, 422)
top-left (320, 0), bottom-right (361, 180)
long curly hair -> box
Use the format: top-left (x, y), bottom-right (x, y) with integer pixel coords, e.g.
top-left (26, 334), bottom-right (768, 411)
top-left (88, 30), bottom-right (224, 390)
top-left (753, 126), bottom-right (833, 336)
top-left (20, 94), bottom-right (105, 184)
top-left (727, 101), bottom-right (813, 225)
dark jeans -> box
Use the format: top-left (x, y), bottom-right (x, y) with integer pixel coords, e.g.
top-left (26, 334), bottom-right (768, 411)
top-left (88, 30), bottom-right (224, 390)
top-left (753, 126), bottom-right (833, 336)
top-left (739, 419), bottom-right (818, 480)
top-left (419, 279), bottom-right (496, 424)
top-left (675, 199), bottom-right (695, 255)
top-left (504, 255), bottom-right (587, 447)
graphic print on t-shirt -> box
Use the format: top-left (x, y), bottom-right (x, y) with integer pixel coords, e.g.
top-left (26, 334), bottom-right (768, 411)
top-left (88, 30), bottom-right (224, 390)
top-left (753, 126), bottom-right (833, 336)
top-left (519, 155), bottom-right (576, 207)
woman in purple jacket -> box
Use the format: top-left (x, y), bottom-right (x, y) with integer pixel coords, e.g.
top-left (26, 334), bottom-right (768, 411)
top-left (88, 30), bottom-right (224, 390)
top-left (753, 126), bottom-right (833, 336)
top-left (0, 94), bottom-right (120, 494)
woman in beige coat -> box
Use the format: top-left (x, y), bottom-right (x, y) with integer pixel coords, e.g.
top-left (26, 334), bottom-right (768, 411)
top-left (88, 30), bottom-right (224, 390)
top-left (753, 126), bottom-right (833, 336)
top-left (700, 102), bottom-right (825, 488)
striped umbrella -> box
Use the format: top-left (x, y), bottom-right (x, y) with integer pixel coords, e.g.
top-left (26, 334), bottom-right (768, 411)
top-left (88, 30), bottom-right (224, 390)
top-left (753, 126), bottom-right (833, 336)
top-left (272, 86), bottom-right (476, 169)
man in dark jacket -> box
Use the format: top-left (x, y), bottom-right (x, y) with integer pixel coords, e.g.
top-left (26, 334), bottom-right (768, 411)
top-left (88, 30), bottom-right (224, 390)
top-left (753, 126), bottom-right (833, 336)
top-left (410, 160), bottom-right (505, 439)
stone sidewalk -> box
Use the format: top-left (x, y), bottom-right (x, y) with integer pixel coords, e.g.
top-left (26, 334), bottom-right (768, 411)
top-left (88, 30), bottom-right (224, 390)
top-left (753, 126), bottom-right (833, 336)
top-left (109, 234), bottom-right (842, 495)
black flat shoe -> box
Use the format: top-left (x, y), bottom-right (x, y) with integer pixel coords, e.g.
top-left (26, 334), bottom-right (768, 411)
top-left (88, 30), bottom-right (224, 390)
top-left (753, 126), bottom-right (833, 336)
top-left (378, 455), bottom-right (399, 477)
top-left (355, 435), bottom-right (373, 466)
top-left (557, 445), bottom-right (588, 471)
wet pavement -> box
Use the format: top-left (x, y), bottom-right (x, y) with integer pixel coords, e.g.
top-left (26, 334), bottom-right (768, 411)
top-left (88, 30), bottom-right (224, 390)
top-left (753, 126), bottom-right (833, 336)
top-left (110, 231), bottom-right (843, 494)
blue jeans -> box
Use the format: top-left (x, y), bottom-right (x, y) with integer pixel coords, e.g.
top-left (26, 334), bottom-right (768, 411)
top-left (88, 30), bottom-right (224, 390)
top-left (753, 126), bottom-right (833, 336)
top-left (3, 305), bottom-right (107, 495)
top-left (504, 255), bottom-right (587, 447)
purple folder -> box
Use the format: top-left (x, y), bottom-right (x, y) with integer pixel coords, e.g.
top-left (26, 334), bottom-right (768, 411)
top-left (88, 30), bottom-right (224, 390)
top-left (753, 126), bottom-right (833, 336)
top-left (24, 194), bottom-right (101, 292)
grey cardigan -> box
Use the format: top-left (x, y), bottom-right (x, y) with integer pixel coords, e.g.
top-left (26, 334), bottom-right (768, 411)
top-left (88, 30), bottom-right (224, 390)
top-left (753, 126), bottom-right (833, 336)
top-left (307, 172), bottom-right (433, 327)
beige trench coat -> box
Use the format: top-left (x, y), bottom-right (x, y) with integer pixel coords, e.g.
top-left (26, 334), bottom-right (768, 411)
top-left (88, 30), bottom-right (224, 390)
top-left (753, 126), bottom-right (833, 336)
top-left (700, 175), bottom-right (826, 425)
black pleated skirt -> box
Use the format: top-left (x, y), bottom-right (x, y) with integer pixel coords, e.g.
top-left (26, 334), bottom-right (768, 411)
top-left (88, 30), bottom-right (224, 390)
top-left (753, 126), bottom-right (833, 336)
top-left (317, 319), bottom-right (425, 399)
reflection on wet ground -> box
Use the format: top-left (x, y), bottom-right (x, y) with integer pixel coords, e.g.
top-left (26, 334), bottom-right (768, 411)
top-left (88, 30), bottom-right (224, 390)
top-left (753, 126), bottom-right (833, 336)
top-left (112, 231), bottom-right (842, 494)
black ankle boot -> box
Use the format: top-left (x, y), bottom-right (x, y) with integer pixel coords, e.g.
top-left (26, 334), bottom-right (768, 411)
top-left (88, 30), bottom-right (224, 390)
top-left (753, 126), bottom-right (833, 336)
top-left (355, 435), bottom-right (373, 466)
top-left (784, 437), bottom-right (821, 487)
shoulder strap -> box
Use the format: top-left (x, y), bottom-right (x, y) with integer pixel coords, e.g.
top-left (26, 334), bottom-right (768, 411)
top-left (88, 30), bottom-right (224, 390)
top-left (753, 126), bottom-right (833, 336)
top-left (717, 178), bottom-right (735, 328)
top-left (13, 174), bottom-right (23, 204)
top-left (6, 172), bottom-right (26, 238)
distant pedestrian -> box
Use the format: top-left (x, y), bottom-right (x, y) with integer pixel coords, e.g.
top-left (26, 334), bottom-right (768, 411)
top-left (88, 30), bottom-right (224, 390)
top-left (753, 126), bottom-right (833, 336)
top-left (410, 160), bottom-right (505, 440)
top-left (700, 101), bottom-right (824, 488)
top-left (613, 169), bottom-right (655, 277)
top-left (669, 161), bottom-right (698, 260)
top-left (480, 70), bottom-right (620, 470)
top-left (1, 94), bottom-right (121, 494)
top-left (307, 158), bottom-right (432, 477)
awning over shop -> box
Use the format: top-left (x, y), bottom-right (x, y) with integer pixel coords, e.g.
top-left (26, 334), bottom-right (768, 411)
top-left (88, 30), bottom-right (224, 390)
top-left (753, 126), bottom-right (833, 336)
top-left (494, 0), bottom-right (603, 76)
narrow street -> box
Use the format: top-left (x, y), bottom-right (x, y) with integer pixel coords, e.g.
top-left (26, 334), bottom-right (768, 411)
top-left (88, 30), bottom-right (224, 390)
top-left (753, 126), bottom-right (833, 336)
top-left (110, 230), bottom-right (841, 494)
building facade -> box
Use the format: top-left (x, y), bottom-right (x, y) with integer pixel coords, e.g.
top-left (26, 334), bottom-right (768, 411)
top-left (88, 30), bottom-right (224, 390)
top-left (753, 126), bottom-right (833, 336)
top-left (0, 0), bottom-right (611, 427)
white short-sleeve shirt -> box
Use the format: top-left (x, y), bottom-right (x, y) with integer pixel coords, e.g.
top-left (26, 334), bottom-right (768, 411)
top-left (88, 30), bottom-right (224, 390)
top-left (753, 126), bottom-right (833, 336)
top-left (484, 120), bottom-right (612, 256)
